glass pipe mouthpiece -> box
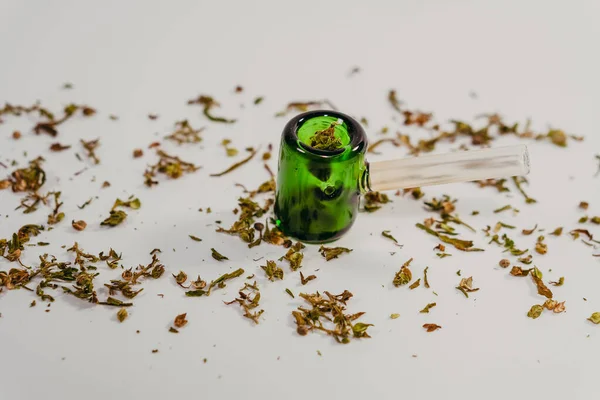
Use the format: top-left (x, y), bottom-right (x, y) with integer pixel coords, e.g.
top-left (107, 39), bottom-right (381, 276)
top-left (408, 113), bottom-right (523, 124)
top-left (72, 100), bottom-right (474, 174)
top-left (274, 111), bottom-right (530, 243)
top-left (367, 144), bottom-right (530, 191)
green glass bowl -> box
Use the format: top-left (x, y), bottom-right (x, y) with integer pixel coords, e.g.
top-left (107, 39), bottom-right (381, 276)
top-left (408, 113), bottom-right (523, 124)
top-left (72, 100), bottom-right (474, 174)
top-left (274, 110), bottom-right (368, 243)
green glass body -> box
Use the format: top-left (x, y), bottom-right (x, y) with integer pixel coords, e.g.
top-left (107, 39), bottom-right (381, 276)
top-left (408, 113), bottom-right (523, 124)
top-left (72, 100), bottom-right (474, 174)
top-left (274, 111), bottom-right (368, 243)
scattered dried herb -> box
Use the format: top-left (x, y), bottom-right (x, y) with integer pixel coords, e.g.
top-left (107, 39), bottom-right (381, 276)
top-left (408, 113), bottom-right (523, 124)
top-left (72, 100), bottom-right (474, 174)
top-left (518, 254), bottom-right (533, 265)
top-left (512, 176), bottom-right (536, 204)
top-left (254, 97), bottom-right (264, 105)
top-left (494, 205), bottom-right (512, 213)
top-left (225, 281), bottom-right (263, 324)
top-left (588, 312), bottom-right (600, 324)
top-left (319, 246), bottom-right (352, 261)
top-left (280, 242), bottom-right (304, 270)
top-left (488, 233), bottom-right (528, 256)
top-left (34, 104), bottom-right (95, 137)
top-left (300, 271), bottom-right (316, 285)
top-left (173, 271), bottom-right (188, 288)
top-left (388, 90), bottom-right (402, 113)
top-left (144, 150), bottom-right (200, 186)
top-left (522, 224), bottom-right (538, 235)
top-left (211, 248), bottom-right (229, 261)
top-left (275, 100), bottom-right (337, 117)
top-left (285, 288), bottom-right (294, 298)
top-left (499, 259), bottom-right (510, 268)
top-left (46, 191), bottom-right (64, 225)
top-left (261, 260), bottom-right (283, 281)
top-left (390, 313), bottom-right (400, 319)
top-left (579, 201), bottom-right (589, 210)
top-left (382, 230), bottom-right (399, 245)
top-left (420, 303), bottom-right (436, 313)
top-left (393, 258), bottom-right (413, 286)
top-left (185, 268), bottom-right (244, 297)
top-left (1, 157), bottom-right (46, 195)
top-left (210, 148), bottom-right (257, 177)
top-left (72, 220), bottom-right (87, 231)
top-left (363, 191), bottom-right (390, 212)
top-left (570, 229), bottom-right (594, 241)
top-left (531, 267), bottom-right (553, 299)
top-left (81, 139), bottom-right (100, 164)
top-left (543, 299), bottom-right (566, 313)
top-left (510, 266), bottom-right (533, 277)
top-left (133, 149), bottom-right (143, 158)
top-left (549, 227), bottom-right (563, 236)
top-left (527, 305), bottom-right (543, 319)
top-left (535, 236), bottom-right (547, 255)
top-left (409, 278), bottom-right (421, 289)
top-left (187, 95), bottom-right (236, 123)
top-left (50, 143), bottom-right (71, 152)
top-left (423, 267), bottom-right (430, 288)
top-left (423, 323), bottom-right (441, 332)
top-left (292, 290), bottom-right (371, 343)
top-left (456, 276), bottom-right (479, 298)
top-left (100, 210), bottom-right (127, 227)
top-left (117, 308), bottom-right (128, 322)
top-left (174, 313), bottom-right (188, 328)
top-left (416, 223), bottom-right (483, 252)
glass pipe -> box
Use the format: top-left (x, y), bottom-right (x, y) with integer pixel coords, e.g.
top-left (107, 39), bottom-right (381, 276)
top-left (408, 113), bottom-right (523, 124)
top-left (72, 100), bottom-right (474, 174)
top-left (274, 110), bottom-right (530, 243)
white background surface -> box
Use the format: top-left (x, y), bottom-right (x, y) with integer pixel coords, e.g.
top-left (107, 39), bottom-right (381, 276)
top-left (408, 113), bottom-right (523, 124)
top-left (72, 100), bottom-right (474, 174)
top-left (1, 1), bottom-right (600, 399)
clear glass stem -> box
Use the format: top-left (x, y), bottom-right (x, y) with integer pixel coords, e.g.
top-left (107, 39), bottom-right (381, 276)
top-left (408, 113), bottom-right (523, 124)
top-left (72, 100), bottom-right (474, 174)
top-left (367, 145), bottom-right (530, 191)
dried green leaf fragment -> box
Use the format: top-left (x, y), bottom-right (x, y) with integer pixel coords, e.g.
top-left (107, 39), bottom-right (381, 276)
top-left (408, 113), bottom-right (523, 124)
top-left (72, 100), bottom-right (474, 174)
top-left (187, 95), bottom-right (236, 123)
top-left (210, 148), bottom-right (257, 177)
top-left (527, 305), bottom-right (543, 319)
top-left (549, 227), bottom-right (563, 236)
top-left (285, 288), bottom-right (294, 298)
top-left (117, 308), bottom-right (128, 322)
top-left (494, 205), bottom-right (512, 213)
top-left (522, 224), bottom-right (538, 235)
top-left (225, 281), bottom-right (264, 324)
top-left (174, 313), bottom-right (188, 328)
top-left (423, 323), bottom-right (441, 332)
top-left (100, 210), bottom-right (127, 227)
top-left (588, 312), bottom-right (600, 324)
top-left (100, 297), bottom-right (133, 307)
top-left (409, 278), bottom-right (421, 290)
top-left (456, 276), bottom-right (479, 298)
top-left (293, 290), bottom-right (370, 342)
top-left (300, 271), bottom-right (316, 285)
top-left (416, 223), bottom-right (483, 252)
top-left (261, 260), bottom-right (283, 281)
top-left (420, 303), bottom-right (436, 313)
top-left (319, 246), bottom-right (352, 261)
top-left (81, 139), bottom-right (100, 164)
top-left (363, 191), bottom-right (390, 212)
top-left (211, 248), bottom-right (229, 261)
top-left (393, 258), bottom-right (413, 287)
top-left (382, 230), bottom-right (399, 244)
top-left (281, 242), bottom-right (305, 270)
top-left (112, 197), bottom-right (141, 210)
top-left (388, 90), bottom-right (402, 113)
top-left (423, 267), bottom-right (430, 288)
top-left (390, 313), bottom-right (400, 319)
top-left (189, 235), bottom-right (202, 242)
top-left (531, 267), bottom-right (553, 299)
top-left (164, 120), bottom-right (204, 144)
